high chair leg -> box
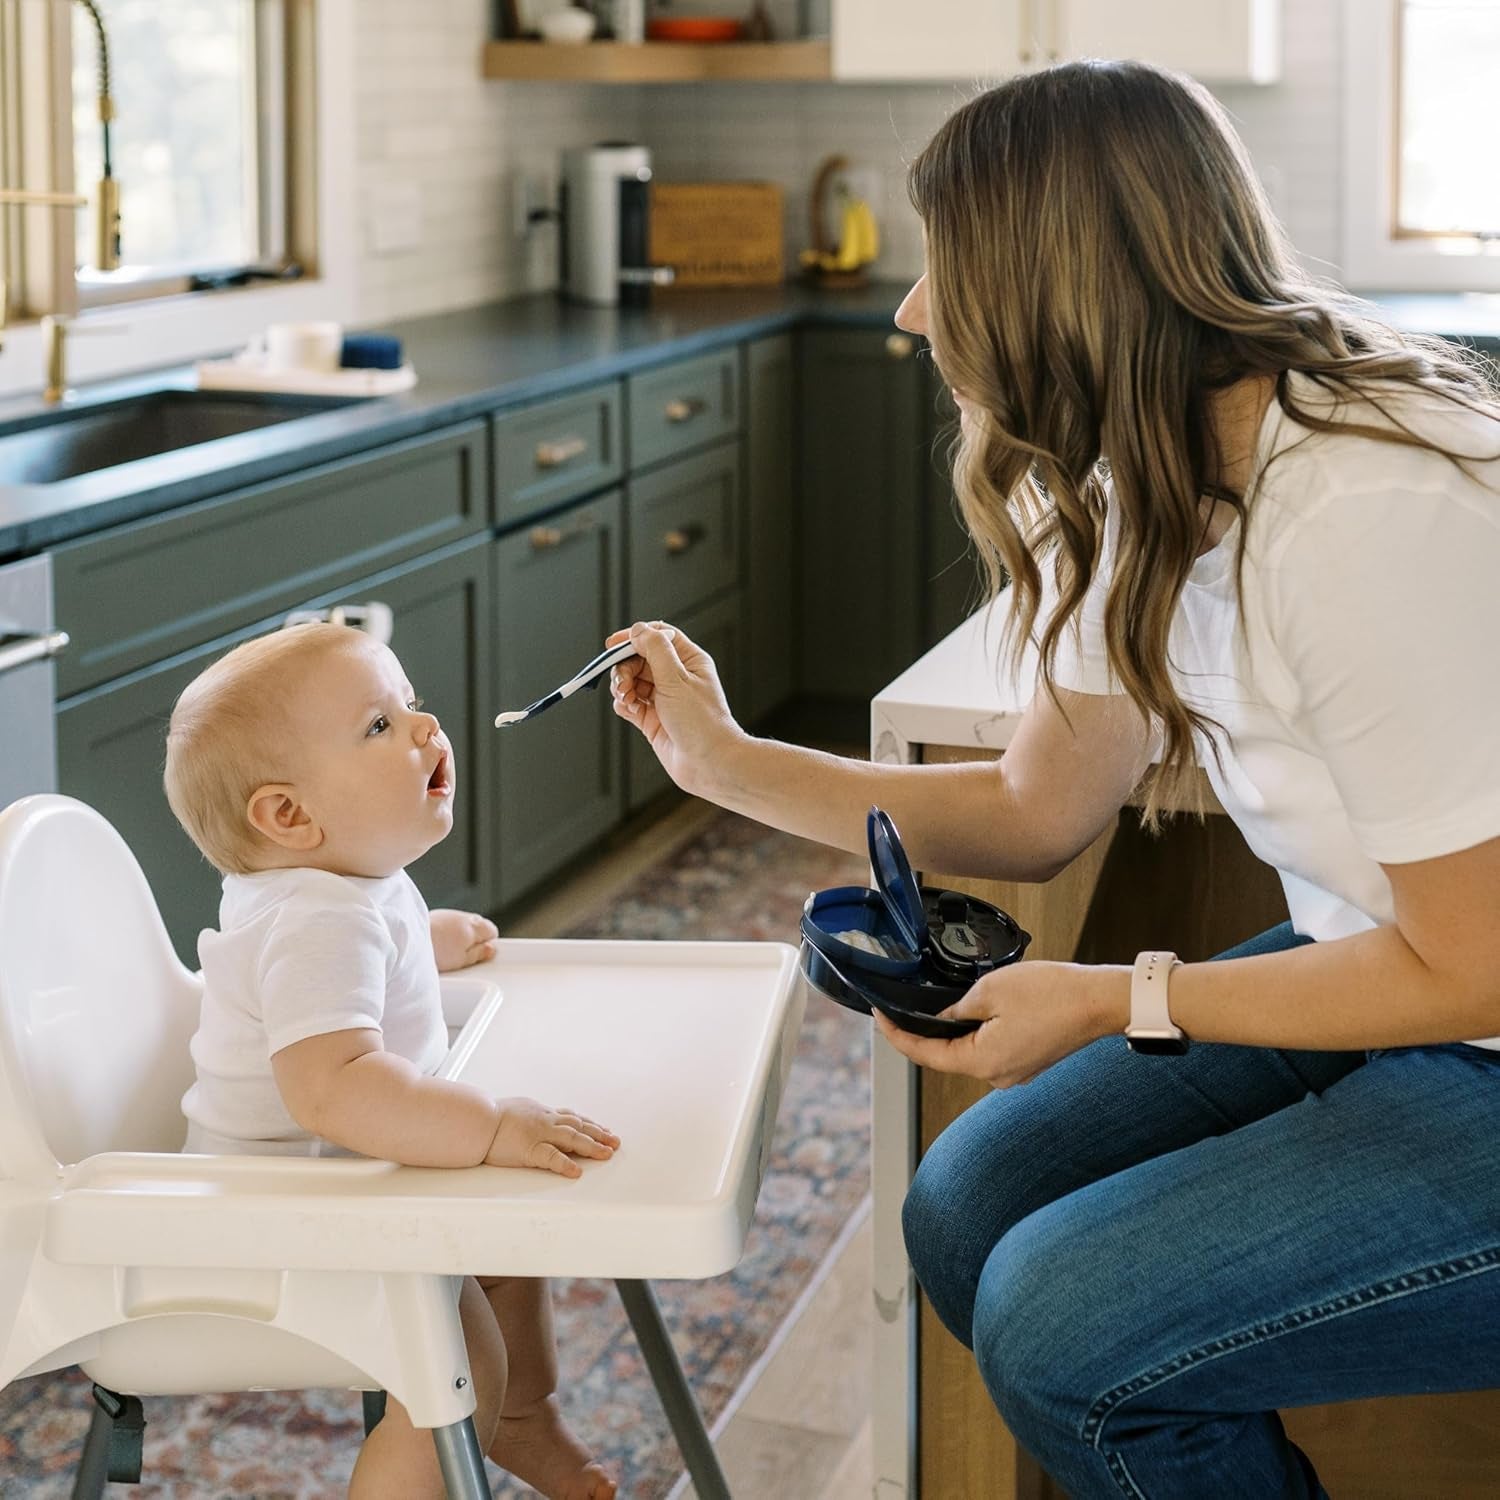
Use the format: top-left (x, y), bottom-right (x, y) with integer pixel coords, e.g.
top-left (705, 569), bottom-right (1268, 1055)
top-left (616, 1279), bottom-right (731, 1500)
top-left (433, 1413), bottom-right (491, 1500)
top-left (71, 1385), bottom-right (146, 1499)
top-left (359, 1386), bottom-right (482, 1498)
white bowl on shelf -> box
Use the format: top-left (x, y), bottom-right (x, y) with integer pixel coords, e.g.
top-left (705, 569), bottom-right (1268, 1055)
top-left (538, 6), bottom-right (597, 43)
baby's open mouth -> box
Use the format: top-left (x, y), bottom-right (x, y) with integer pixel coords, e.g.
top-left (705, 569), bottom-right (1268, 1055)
top-left (426, 750), bottom-right (451, 796)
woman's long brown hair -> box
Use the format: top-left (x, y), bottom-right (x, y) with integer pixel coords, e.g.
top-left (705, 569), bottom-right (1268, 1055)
top-left (909, 60), bottom-right (1498, 823)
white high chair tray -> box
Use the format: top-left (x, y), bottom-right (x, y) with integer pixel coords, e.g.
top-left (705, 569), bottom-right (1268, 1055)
top-left (45, 940), bottom-right (804, 1282)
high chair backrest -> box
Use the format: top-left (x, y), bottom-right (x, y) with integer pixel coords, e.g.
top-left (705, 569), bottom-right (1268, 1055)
top-left (0, 795), bottom-right (203, 1181)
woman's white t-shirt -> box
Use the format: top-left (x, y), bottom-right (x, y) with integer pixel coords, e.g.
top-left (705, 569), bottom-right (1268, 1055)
top-left (1049, 372), bottom-right (1500, 1050)
top-left (181, 866), bottom-right (450, 1155)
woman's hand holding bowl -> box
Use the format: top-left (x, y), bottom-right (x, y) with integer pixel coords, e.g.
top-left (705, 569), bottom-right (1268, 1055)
top-left (874, 960), bottom-right (1131, 1088)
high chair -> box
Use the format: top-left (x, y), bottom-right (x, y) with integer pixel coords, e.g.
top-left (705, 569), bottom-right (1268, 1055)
top-left (0, 794), bottom-right (804, 1499)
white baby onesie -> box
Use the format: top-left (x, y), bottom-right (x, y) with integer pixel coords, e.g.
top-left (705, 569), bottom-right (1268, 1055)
top-left (181, 866), bottom-right (449, 1156)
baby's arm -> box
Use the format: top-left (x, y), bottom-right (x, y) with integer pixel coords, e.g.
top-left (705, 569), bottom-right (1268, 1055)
top-left (272, 1029), bottom-right (616, 1173)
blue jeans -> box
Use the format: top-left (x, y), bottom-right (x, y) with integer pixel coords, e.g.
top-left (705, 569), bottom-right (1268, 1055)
top-left (903, 922), bottom-right (1500, 1498)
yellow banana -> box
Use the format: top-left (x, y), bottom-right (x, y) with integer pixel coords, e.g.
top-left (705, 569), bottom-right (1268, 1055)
top-left (834, 194), bottom-right (863, 271)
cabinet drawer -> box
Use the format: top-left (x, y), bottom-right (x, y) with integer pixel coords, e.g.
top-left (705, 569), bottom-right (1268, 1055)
top-left (492, 383), bottom-right (623, 526)
top-left (492, 491), bottom-right (625, 909)
top-left (627, 349), bottom-right (739, 471)
top-left (627, 440), bottom-right (740, 624)
top-left (53, 421), bottom-right (489, 697)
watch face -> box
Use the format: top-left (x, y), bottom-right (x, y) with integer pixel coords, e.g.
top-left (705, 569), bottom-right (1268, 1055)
top-left (1126, 1034), bottom-right (1190, 1057)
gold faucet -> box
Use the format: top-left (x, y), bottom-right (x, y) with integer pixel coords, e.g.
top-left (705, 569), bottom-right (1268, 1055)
top-left (0, 190), bottom-right (89, 355)
top-left (41, 316), bottom-right (69, 403)
top-left (0, 2), bottom-right (119, 356)
top-left (74, 0), bottom-right (121, 272)
top-left (40, 313), bottom-right (127, 404)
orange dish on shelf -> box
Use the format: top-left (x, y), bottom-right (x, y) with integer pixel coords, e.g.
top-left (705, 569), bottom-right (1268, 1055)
top-left (645, 17), bottom-right (744, 41)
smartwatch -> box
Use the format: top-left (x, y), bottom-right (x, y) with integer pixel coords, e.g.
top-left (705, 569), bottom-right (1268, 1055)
top-left (1125, 950), bottom-right (1188, 1055)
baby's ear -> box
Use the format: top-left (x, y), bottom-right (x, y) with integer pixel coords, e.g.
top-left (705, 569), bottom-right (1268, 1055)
top-left (246, 784), bottom-right (323, 852)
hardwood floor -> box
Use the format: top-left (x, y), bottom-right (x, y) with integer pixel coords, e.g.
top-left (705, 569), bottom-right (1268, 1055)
top-left (669, 1205), bottom-right (874, 1500)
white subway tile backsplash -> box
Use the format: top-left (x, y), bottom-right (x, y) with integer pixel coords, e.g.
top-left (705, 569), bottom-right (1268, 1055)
top-left (355, 0), bottom-right (1344, 321)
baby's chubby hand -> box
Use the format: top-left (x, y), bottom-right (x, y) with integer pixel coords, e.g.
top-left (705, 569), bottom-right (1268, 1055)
top-left (485, 1098), bottom-right (620, 1178)
top-left (430, 908), bottom-right (499, 972)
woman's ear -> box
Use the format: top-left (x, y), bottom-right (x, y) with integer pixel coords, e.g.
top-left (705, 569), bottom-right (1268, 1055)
top-left (246, 784), bottom-right (324, 853)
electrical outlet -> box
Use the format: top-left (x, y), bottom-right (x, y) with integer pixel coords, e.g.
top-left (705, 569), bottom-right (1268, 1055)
top-left (511, 168), bottom-right (556, 238)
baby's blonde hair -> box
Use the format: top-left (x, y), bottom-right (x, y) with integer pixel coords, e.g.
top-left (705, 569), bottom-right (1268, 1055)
top-left (164, 623), bottom-right (368, 874)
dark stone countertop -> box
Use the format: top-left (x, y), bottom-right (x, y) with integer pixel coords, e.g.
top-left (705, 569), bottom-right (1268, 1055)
top-left (1, 283), bottom-right (1494, 563)
top-left (0, 283), bottom-right (908, 563)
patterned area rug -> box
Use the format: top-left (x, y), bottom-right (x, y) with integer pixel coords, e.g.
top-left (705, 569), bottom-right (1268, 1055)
top-left (0, 809), bottom-right (870, 1498)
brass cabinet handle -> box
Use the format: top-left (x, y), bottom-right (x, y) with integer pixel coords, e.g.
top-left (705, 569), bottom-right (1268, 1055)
top-left (664, 522), bottom-right (706, 556)
top-left (885, 333), bottom-right (914, 360)
top-left (1019, 0), bottom-right (1034, 62)
top-left (530, 518), bottom-right (596, 551)
top-left (534, 435), bottom-right (587, 469)
top-left (663, 397), bottom-right (706, 424)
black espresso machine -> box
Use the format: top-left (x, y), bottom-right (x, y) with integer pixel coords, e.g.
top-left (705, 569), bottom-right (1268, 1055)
top-left (799, 808), bottom-right (1031, 1039)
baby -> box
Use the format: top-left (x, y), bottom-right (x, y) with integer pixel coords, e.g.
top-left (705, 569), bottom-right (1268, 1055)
top-left (164, 621), bottom-right (618, 1500)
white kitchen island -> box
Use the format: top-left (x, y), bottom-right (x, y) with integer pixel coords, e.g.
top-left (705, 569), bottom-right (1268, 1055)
top-left (866, 600), bottom-right (1038, 1500)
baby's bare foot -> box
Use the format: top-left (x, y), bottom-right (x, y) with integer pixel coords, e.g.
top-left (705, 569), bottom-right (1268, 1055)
top-left (490, 1393), bottom-right (616, 1500)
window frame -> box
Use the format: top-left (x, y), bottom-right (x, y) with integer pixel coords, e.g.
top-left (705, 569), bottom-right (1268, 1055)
top-left (1341, 0), bottom-right (1500, 292)
top-left (0, 0), bottom-right (354, 403)
top-left (70, 0), bottom-right (297, 309)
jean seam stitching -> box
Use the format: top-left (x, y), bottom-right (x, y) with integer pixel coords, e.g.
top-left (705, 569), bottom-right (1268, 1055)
top-left (1079, 1245), bottom-right (1500, 1463)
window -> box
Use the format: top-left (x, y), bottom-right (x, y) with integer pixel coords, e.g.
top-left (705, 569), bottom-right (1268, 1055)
top-left (69, 0), bottom-right (299, 306)
top-left (1395, 0), bottom-right (1500, 239)
top-left (0, 0), bottom-right (352, 403)
top-left (1342, 0), bottom-right (1500, 291)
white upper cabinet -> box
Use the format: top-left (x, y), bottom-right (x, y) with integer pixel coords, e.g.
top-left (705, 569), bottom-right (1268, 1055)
top-left (1056, 0), bottom-right (1280, 84)
top-left (833, 0), bottom-right (1022, 81)
top-left (831, 0), bottom-right (1280, 84)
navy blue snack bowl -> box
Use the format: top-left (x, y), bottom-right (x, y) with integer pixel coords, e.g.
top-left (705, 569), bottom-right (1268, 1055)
top-left (797, 810), bottom-right (1032, 1041)
top-left (799, 887), bottom-right (921, 1018)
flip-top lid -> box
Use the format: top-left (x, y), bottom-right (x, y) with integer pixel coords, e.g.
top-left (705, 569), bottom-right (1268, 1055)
top-left (867, 807), bottom-right (926, 956)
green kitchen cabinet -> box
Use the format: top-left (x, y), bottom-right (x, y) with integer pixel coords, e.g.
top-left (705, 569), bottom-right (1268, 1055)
top-left (743, 333), bottom-right (797, 724)
top-left (355, 540), bottom-right (494, 916)
top-left (493, 382), bottom-right (624, 528)
top-left (623, 440), bottom-right (742, 813)
top-left (53, 420), bottom-right (489, 698)
top-left (627, 349), bottom-right (739, 472)
top-left (798, 327), bottom-right (926, 702)
top-left (626, 439), bottom-right (741, 626)
top-left (56, 536), bottom-right (493, 966)
top-left (491, 490), bottom-right (626, 909)
top-left (625, 588), bottom-right (744, 812)
top-left (56, 646), bottom-right (229, 970)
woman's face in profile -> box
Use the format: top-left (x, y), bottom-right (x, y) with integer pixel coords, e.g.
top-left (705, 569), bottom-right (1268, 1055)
top-left (895, 273), bottom-right (929, 339)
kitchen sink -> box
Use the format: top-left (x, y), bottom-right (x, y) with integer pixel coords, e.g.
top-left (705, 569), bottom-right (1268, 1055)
top-left (0, 389), bottom-right (357, 486)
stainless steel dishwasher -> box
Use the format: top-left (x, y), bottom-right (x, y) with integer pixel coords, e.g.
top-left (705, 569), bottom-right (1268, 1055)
top-left (0, 554), bottom-right (70, 809)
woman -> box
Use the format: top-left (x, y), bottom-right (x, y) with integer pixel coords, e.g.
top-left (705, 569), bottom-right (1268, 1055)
top-left (610, 61), bottom-right (1500, 1498)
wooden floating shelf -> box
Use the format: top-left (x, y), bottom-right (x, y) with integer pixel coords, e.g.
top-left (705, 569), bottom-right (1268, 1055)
top-left (482, 38), bottom-right (832, 83)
